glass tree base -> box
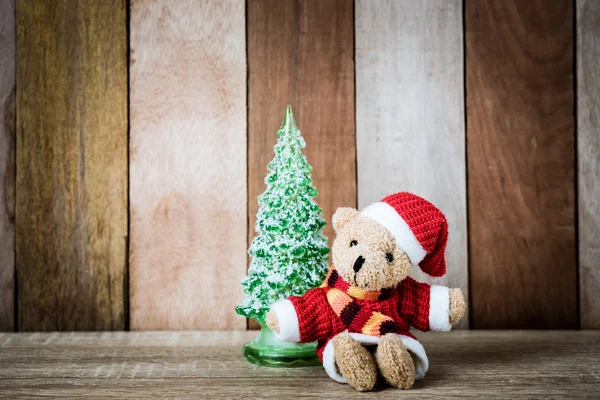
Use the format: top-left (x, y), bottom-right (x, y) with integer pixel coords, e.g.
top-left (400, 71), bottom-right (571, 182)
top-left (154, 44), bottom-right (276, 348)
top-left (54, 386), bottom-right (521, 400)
top-left (242, 324), bottom-right (321, 367)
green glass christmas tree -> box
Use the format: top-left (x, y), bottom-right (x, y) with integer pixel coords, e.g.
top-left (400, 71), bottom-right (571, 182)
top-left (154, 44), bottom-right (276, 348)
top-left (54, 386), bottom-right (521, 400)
top-left (236, 105), bottom-right (329, 367)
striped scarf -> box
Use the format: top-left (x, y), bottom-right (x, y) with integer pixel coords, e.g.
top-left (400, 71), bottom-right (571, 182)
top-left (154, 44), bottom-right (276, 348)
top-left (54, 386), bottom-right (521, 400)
top-left (321, 267), bottom-right (398, 336)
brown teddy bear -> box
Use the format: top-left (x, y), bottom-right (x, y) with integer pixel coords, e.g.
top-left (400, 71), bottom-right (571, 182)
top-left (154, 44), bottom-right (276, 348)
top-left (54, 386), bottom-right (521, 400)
top-left (266, 192), bottom-right (466, 391)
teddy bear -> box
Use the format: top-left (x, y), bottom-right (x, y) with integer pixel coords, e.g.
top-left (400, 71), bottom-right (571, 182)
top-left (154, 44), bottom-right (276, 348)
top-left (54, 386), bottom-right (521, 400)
top-left (265, 192), bottom-right (466, 391)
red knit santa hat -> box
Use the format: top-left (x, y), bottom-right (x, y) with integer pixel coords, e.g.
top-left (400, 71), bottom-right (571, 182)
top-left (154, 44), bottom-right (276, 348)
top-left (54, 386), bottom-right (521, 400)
top-left (361, 192), bottom-right (448, 277)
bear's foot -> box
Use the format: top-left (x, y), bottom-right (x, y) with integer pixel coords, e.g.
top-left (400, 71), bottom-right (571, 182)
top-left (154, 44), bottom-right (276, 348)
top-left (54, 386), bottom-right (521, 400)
top-left (332, 332), bottom-right (377, 391)
top-left (375, 334), bottom-right (415, 389)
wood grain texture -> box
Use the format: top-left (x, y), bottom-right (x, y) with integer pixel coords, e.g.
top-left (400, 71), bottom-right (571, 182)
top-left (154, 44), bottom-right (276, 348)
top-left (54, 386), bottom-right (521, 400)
top-left (578, 0), bottom-right (600, 329)
top-left (129, 0), bottom-right (247, 330)
top-left (16, 0), bottom-right (127, 331)
top-left (466, 0), bottom-right (576, 328)
top-left (0, 331), bottom-right (599, 398)
top-left (0, 0), bottom-right (15, 331)
top-left (355, 1), bottom-right (468, 328)
top-left (247, 0), bottom-right (356, 329)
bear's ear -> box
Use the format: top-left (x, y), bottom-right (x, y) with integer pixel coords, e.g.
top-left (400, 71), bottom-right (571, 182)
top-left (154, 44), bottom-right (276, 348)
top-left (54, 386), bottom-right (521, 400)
top-left (332, 207), bottom-right (360, 232)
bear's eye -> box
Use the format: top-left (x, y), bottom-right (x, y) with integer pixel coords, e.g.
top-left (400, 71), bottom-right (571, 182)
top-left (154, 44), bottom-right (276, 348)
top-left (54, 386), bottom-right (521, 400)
top-left (386, 253), bottom-right (394, 263)
top-left (350, 240), bottom-right (358, 247)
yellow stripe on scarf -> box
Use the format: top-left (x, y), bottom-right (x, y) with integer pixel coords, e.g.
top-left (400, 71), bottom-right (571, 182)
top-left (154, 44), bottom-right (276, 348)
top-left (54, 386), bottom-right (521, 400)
top-left (347, 286), bottom-right (381, 301)
top-left (326, 288), bottom-right (352, 315)
top-left (361, 312), bottom-right (395, 336)
top-left (321, 266), bottom-right (382, 301)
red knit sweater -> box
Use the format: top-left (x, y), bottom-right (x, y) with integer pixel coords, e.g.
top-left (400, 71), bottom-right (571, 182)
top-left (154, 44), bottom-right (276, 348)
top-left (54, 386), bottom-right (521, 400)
top-left (287, 277), bottom-right (432, 361)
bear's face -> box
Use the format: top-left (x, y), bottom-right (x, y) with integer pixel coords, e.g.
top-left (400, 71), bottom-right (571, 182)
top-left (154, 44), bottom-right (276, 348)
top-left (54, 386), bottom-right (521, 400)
top-left (331, 207), bottom-right (412, 291)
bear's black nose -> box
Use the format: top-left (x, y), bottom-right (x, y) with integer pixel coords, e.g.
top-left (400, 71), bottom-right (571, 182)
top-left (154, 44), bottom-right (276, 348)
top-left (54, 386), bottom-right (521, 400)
top-left (353, 256), bottom-right (365, 273)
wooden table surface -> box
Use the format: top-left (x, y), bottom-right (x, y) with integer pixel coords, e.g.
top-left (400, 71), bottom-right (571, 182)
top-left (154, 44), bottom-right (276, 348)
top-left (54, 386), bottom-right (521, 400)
top-left (0, 331), bottom-right (599, 399)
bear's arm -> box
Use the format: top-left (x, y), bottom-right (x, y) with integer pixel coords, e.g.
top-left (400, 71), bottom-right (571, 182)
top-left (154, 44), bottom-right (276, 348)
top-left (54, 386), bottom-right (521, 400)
top-left (398, 277), bottom-right (452, 332)
top-left (269, 287), bottom-right (335, 343)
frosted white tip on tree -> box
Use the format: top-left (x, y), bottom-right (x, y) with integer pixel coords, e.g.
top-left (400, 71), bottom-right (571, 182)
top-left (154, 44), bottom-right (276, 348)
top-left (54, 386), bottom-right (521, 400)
top-left (237, 105), bottom-right (330, 323)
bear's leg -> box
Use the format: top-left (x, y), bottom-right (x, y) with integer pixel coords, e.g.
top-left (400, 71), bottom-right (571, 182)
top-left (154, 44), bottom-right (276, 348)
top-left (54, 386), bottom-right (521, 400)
top-left (332, 332), bottom-right (377, 391)
top-left (374, 334), bottom-right (415, 389)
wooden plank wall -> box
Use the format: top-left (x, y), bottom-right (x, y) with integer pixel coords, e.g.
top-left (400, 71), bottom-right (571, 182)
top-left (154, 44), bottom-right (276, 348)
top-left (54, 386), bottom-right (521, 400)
top-left (466, 0), bottom-right (577, 329)
top-left (247, 0), bottom-right (355, 329)
top-left (16, 0), bottom-right (128, 330)
top-left (577, 0), bottom-right (600, 329)
top-left (355, 0), bottom-right (469, 328)
top-left (4, 0), bottom-right (599, 331)
top-left (129, 0), bottom-right (247, 330)
top-left (0, 0), bottom-right (15, 331)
